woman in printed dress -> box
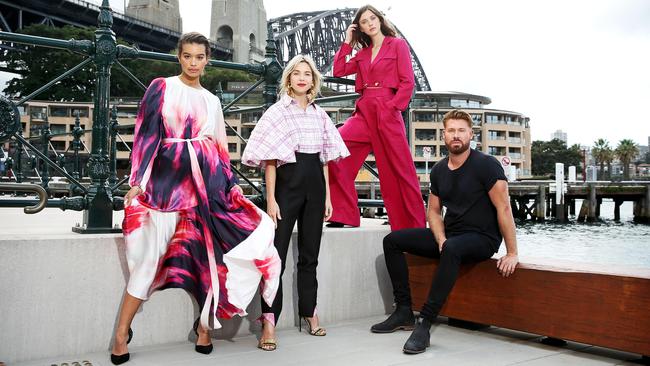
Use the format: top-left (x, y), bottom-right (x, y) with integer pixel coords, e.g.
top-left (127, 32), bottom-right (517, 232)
top-left (110, 32), bottom-right (281, 364)
top-left (241, 54), bottom-right (350, 351)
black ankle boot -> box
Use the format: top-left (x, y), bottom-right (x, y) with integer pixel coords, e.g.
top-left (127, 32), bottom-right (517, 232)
top-left (370, 306), bottom-right (415, 333)
top-left (402, 317), bottom-right (432, 354)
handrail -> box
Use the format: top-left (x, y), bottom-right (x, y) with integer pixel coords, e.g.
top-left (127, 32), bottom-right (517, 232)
top-left (0, 183), bottom-right (47, 213)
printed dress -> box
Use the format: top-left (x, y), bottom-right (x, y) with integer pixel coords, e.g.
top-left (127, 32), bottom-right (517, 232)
top-left (123, 76), bottom-right (281, 330)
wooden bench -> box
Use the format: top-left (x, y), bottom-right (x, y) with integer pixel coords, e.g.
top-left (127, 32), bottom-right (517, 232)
top-left (407, 255), bottom-right (650, 356)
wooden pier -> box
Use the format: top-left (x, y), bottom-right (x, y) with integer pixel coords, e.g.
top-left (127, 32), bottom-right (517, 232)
top-left (507, 181), bottom-right (650, 223)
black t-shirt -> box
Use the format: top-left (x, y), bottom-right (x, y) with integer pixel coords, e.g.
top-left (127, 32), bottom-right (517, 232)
top-left (429, 149), bottom-right (507, 250)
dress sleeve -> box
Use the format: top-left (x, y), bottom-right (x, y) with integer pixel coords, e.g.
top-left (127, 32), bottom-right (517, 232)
top-left (386, 39), bottom-right (415, 111)
top-left (129, 77), bottom-right (165, 188)
top-left (333, 42), bottom-right (358, 77)
top-left (212, 95), bottom-right (239, 189)
top-left (241, 104), bottom-right (298, 168)
top-left (319, 108), bottom-right (350, 164)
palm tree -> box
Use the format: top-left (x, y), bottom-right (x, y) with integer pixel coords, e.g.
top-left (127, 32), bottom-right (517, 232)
top-left (591, 138), bottom-right (612, 180)
top-left (615, 139), bottom-right (639, 180)
top-left (603, 148), bottom-right (615, 180)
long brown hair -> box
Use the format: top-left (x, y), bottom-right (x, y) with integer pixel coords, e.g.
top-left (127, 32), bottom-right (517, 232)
top-left (349, 5), bottom-right (397, 49)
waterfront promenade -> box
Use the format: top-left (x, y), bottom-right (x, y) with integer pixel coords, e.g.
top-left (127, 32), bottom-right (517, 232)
top-left (1, 205), bottom-right (648, 365)
top-left (12, 315), bottom-right (642, 366)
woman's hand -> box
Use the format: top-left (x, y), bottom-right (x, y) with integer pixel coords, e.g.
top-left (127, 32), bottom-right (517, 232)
top-left (324, 195), bottom-right (333, 221)
top-left (231, 184), bottom-right (243, 195)
top-left (125, 185), bottom-right (143, 207)
top-left (344, 23), bottom-right (357, 44)
top-left (266, 198), bottom-right (282, 229)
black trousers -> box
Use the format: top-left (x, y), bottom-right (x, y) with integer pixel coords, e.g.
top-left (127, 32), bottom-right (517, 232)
top-left (383, 228), bottom-right (497, 322)
top-left (261, 153), bottom-right (325, 324)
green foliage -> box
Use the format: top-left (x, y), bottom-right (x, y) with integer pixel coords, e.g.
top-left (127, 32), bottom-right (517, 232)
top-left (531, 138), bottom-right (583, 176)
top-left (1, 24), bottom-right (256, 101)
top-left (615, 139), bottom-right (639, 180)
top-left (591, 138), bottom-right (614, 180)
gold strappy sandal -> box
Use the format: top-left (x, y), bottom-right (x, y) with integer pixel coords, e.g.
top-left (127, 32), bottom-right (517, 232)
top-left (300, 317), bottom-right (327, 336)
top-left (258, 338), bottom-right (277, 351)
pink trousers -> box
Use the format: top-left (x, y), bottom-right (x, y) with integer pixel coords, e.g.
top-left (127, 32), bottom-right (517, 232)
top-left (328, 89), bottom-right (426, 231)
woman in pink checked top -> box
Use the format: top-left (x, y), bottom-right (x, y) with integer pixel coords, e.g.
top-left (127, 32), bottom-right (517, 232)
top-left (327, 5), bottom-right (426, 231)
top-left (241, 54), bottom-right (349, 351)
top-left (110, 33), bottom-right (281, 365)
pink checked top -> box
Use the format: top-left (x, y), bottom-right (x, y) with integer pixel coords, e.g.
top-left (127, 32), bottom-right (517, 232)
top-left (241, 93), bottom-right (350, 167)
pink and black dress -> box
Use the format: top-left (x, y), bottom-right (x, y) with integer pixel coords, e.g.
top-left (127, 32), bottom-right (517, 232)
top-left (123, 76), bottom-right (281, 330)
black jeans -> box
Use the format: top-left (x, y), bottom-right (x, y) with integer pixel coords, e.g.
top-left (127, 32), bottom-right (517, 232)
top-left (261, 153), bottom-right (325, 324)
top-left (383, 228), bottom-right (497, 322)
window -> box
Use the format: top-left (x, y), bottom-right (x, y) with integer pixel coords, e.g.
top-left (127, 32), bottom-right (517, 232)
top-left (50, 124), bottom-right (66, 134)
top-left (470, 114), bottom-right (482, 126)
top-left (49, 106), bottom-right (69, 117)
top-left (29, 106), bottom-right (47, 120)
top-left (488, 131), bottom-right (506, 140)
top-left (226, 126), bottom-right (238, 136)
top-left (241, 127), bottom-right (253, 140)
top-left (50, 141), bottom-right (65, 151)
top-left (414, 112), bottom-right (433, 122)
top-left (488, 146), bottom-right (506, 156)
top-left (70, 108), bottom-right (89, 118)
top-left (450, 99), bottom-right (468, 108)
top-left (415, 129), bottom-right (436, 141)
top-left (228, 143), bottom-right (237, 153)
top-left (241, 112), bottom-right (261, 123)
top-left (117, 141), bottom-right (133, 152)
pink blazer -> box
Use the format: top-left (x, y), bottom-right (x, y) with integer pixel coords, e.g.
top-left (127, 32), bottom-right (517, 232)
top-left (333, 36), bottom-right (415, 111)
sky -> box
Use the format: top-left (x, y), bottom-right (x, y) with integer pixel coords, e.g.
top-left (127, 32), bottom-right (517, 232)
top-left (9, 0), bottom-right (650, 148)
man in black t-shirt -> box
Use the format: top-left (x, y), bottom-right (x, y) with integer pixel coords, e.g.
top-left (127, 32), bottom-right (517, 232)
top-left (370, 110), bottom-right (519, 354)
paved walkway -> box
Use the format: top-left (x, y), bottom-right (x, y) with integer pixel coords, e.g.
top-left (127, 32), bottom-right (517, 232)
top-left (13, 315), bottom-right (641, 366)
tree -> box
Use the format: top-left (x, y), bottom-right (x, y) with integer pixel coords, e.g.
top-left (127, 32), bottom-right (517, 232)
top-left (615, 139), bottom-right (639, 180)
top-left (591, 138), bottom-right (614, 180)
top-left (1, 24), bottom-right (255, 101)
top-left (531, 139), bottom-right (583, 176)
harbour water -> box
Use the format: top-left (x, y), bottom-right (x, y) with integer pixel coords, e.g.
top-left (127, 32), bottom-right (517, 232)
top-left (499, 199), bottom-right (650, 268)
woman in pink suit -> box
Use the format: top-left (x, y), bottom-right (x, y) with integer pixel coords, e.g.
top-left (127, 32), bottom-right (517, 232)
top-left (327, 5), bottom-right (426, 231)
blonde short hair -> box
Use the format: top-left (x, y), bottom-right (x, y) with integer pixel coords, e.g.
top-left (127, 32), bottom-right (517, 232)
top-left (279, 54), bottom-right (322, 102)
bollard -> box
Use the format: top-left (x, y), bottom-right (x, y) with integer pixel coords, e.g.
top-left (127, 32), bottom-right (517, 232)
top-left (555, 163), bottom-right (565, 222)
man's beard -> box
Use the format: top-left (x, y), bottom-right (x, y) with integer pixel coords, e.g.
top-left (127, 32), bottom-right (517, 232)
top-left (447, 139), bottom-right (470, 155)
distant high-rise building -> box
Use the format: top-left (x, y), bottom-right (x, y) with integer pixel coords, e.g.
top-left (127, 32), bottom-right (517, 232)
top-left (126, 0), bottom-right (182, 33)
top-left (551, 129), bottom-right (567, 143)
top-left (210, 0), bottom-right (267, 63)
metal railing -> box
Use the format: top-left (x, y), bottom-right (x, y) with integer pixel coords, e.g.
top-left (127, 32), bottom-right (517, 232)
top-left (0, 0), bottom-right (384, 233)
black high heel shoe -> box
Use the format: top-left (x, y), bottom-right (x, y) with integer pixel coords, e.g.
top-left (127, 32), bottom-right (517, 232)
top-left (193, 317), bottom-right (214, 355)
top-left (110, 327), bottom-right (133, 365)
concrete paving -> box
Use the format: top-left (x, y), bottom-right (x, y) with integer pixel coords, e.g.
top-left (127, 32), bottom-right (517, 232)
top-left (11, 315), bottom-right (641, 366)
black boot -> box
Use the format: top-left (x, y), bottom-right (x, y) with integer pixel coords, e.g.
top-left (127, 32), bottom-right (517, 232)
top-left (370, 305), bottom-right (415, 333)
top-left (402, 318), bottom-right (432, 354)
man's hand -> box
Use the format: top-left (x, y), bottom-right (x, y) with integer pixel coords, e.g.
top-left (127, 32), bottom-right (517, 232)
top-left (496, 253), bottom-right (518, 277)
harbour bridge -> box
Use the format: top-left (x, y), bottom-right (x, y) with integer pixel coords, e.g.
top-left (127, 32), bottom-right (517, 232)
top-left (0, 0), bottom-right (430, 90)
